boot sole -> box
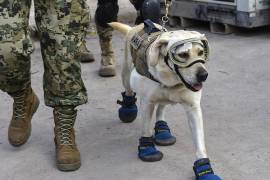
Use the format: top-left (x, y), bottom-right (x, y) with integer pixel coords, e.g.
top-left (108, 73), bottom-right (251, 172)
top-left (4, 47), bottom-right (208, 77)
top-left (80, 58), bottom-right (95, 63)
top-left (57, 162), bottom-right (81, 171)
top-left (98, 67), bottom-right (116, 77)
top-left (154, 136), bottom-right (177, 146)
top-left (9, 95), bottom-right (40, 147)
top-left (99, 72), bottom-right (116, 77)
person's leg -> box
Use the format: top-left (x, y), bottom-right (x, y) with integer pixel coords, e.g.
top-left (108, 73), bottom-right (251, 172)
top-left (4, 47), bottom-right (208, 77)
top-left (79, 40), bottom-right (95, 63)
top-left (95, 0), bottom-right (119, 77)
top-left (30, 0), bottom-right (94, 63)
top-left (35, 0), bottom-right (89, 171)
top-left (0, 0), bottom-right (39, 146)
top-left (79, 4), bottom-right (95, 63)
top-left (130, 0), bottom-right (161, 24)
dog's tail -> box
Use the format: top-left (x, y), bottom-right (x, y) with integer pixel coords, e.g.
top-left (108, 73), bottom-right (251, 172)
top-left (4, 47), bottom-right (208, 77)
top-left (108, 22), bottom-right (132, 35)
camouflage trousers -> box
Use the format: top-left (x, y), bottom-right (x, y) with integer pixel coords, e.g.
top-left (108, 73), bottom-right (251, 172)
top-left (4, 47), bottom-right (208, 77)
top-left (0, 0), bottom-right (90, 107)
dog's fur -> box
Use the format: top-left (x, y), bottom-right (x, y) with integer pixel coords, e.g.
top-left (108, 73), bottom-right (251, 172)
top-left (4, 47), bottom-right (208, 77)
top-left (110, 22), bottom-right (210, 160)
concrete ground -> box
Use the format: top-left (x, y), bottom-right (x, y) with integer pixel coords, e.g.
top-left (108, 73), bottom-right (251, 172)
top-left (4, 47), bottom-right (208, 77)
top-left (1, 1), bottom-right (270, 180)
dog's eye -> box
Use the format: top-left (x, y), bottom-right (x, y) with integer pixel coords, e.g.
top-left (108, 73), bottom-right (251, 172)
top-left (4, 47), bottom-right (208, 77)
top-left (198, 50), bottom-right (204, 56)
top-left (178, 52), bottom-right (189, 59)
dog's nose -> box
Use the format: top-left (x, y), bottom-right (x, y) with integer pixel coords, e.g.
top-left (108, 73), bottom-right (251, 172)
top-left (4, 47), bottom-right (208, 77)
top-left (196, 70), bottom-right (208, 82)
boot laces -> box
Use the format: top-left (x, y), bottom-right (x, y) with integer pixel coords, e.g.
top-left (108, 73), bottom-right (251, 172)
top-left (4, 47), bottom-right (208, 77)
top-left (13, 92), bottom-right (27, 120)
top-left (56, 110), bottom-right (76, 145)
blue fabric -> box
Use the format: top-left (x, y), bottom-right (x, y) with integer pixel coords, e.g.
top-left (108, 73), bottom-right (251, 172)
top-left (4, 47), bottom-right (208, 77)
top-left (118, 92), bottom-right (138, 123)
top-left (194, 158), bottom-right (210, 165)
top-left (154, 121), bottom-right (174, 141)
top-left (119, 105), bottom-right (137, 112)
top-left (118, 105), bottom-right (138, 123)
top-left (197, 174), bottom-right (221, 180)
top-left (155, 121), bottom-right (169, 128)
top-left (195, 164), bottom-right (211, 174)
top-left (193, 158), bottom-right (222, 180)
top-left (138, 146), bottom-right (159, 157)
top-left (155, 131), bottom-right (173, 140)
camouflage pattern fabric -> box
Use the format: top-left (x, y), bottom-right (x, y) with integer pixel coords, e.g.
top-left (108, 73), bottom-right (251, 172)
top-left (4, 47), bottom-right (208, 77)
top-left (0, 0), bottom-right (90, 107)
top-left (96, 24), bottom-right (114, 66)
top-left (0, 0), bottom-right (33, 93)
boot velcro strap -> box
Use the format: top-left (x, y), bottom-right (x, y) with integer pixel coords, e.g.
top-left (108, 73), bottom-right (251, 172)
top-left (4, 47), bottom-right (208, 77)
top-left (139, 137), bottom-right (155, 147)
top-left (193, 158), bottom-right (214, 178)
top-left (155, 121), bottom-right (170, 133)
top-left (138, 137), bottom-right (159, 158)
top-left (117, 92), bottom-right (137, 107)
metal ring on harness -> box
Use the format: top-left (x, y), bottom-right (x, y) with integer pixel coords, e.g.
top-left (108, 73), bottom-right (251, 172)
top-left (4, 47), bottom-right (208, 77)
top-left (162, 16), bottom-right (169, 23)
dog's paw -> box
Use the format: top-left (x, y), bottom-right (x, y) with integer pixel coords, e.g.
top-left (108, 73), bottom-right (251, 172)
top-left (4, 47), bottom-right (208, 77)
top-left (138, 137), bottom-right (163, 162)
top-left (193, 158), bottom-right (221, 180)
top-left (153, 120), bottom-right (176, 146)
top-left (117, 92), bottom-right (138, 123)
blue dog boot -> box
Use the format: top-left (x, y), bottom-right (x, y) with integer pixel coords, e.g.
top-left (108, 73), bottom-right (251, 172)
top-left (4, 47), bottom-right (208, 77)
top-left (153, 120), bottom-right (176, 146)
top-left (117, 92), bottom-right (138, 123)
top-left (138, 137), bottom-right (163, 162)
top-left (193, 158), bottom-right (221, 180)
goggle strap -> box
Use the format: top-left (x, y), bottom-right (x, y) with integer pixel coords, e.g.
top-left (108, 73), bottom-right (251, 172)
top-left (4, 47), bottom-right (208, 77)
top-left (185, 60), bottom-right (206, 68)
top-left (164, 54), bottom-right (173, 71)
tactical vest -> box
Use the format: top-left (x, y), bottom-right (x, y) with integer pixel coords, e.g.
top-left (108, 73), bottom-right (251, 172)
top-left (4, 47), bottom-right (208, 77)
top-left (130, 26), bottom-right (162, 82)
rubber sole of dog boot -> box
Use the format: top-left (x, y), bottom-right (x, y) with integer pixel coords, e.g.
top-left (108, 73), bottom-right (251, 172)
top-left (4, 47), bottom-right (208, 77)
top-left (9, 96), bottom-right (40, 147)
top-left (139, 151), bottom-right (163, 162)
top-left (197, 174), bottom-right (221, 180)
top-left (57, 162), bottom-right (81, 172)
top-left (153, 120), bottom-right (176, 146)
top-left (154, 136), bottom-right (176, 146)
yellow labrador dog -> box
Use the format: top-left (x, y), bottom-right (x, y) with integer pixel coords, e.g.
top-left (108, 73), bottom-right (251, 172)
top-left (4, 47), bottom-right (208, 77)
top-left (110, 20), bottom-right (221, 180)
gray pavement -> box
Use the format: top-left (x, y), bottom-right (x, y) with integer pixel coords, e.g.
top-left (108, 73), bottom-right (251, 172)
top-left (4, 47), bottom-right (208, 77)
top-left (1, 1), bottom-right (270, 180)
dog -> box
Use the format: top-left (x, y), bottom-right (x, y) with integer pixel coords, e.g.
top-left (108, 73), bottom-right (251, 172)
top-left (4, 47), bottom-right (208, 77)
top-left (110, 20), bottom-right (221, 180)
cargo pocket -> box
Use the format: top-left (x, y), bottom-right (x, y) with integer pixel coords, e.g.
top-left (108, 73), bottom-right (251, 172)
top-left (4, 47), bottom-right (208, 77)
top-left (11, 34), bottom-right (34, 81)
top-left (0, 34), bottom-right (33, 92)
top-left (12, 34), bottom-right (34, 59)
top-left (0, 33), bottom-right (33, 72)
top-left (70, 0), bottom-right (90, 32)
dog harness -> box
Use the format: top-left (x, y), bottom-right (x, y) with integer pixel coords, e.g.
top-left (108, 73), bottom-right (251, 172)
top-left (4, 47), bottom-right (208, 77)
top-left (130, 20), bottom-right (163, 83)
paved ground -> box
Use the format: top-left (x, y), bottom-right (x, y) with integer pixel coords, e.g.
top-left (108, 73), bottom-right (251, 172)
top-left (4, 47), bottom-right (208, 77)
top-left (1, 1), bottom-right (270, 180)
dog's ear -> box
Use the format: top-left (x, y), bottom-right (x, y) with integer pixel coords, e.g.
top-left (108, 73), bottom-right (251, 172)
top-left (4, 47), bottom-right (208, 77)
top-left (149, 34), bottom-right (170, 66)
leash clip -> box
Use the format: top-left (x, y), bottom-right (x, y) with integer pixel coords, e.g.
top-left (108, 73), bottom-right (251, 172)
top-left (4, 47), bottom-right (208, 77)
top-left (161, 0), bottom-right (171, 31)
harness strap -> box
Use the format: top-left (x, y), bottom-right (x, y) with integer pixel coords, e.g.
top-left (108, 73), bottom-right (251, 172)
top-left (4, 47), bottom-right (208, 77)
top-left (173, 64), bottom-right (196, 91)
top-left (164, 54), bottom-right (173, 71)
top-left (130, 21), bottom-right (163, 84)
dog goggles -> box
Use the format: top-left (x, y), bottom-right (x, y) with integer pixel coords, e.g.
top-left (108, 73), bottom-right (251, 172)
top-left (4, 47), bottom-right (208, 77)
top-left (167, 37), bottom-right (210, 68)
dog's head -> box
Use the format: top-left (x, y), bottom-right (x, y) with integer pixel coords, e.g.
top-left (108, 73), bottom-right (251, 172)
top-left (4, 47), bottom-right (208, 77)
top-left (148, 30), bottom-right (210, 92)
